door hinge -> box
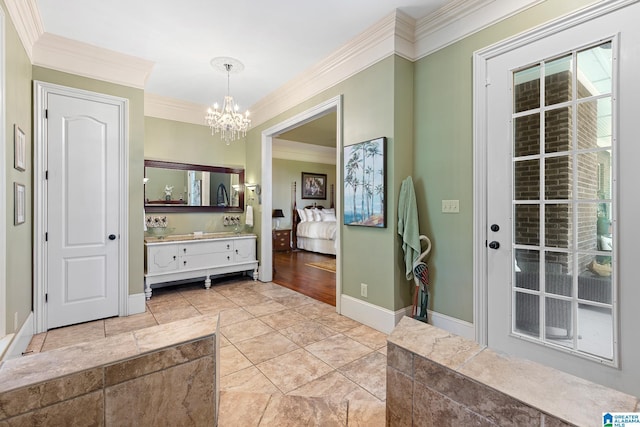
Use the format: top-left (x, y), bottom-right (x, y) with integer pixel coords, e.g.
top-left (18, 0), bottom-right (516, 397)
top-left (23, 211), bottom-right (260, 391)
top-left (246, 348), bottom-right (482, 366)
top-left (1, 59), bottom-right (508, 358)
top-left (485, 77), bottom-right (491, 87)
top-left (485, 240), bottom-right (488, 247)
top-left (45, 293), bottom-right (48, 303)
top-left (45, 232), bottom-right (48, 242)
top-left (45, 109), bottom-right (48, 119)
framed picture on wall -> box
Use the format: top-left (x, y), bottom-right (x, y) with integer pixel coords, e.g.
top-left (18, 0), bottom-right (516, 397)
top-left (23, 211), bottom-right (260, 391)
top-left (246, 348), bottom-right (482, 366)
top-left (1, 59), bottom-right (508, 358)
top-left (14, 183), bottom-right (25, 225)
top-left (301, 172), bottom-right (327, 199)
top-left (14, 125), bottom-right (26, 171)
top-left (344, 136), bottom-right (387, 227)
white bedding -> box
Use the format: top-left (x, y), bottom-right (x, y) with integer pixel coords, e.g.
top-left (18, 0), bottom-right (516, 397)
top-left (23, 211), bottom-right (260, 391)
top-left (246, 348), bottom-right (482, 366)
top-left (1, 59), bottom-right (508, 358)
top-left (297, 220), bottom-right (336, 240)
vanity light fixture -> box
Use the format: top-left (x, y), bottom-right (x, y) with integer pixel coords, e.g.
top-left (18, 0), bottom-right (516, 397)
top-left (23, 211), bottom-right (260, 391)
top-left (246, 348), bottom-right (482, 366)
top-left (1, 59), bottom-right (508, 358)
top-left (205, 57), bottom-right (251, 145)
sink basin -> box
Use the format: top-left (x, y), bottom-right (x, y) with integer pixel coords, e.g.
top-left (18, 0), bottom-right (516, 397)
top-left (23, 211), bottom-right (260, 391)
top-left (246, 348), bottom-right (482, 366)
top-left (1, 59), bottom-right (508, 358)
top-left (145, 227), bottom-right (175, 239)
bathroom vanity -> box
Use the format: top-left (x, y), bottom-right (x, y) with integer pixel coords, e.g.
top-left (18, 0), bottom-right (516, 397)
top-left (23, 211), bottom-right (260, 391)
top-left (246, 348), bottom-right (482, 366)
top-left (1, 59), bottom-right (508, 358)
top-left (144, 232), bottom-right (258, 299)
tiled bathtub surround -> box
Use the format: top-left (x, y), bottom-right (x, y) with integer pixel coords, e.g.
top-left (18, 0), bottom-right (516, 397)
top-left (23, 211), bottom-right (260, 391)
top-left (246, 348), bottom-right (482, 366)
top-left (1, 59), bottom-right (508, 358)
top-left (387, 316), bottom-right (639, 426)
top-left (0, 316), bottom-right (219, 426)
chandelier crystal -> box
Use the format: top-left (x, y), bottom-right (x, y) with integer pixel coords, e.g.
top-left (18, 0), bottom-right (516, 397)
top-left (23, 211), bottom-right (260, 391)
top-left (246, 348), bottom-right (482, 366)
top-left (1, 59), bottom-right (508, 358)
top-left (205, 59), bottom-right (251, 145)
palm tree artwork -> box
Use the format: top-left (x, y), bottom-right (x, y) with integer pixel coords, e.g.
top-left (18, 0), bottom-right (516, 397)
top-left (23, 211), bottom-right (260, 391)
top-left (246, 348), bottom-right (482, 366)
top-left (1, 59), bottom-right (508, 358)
top-left (343, 137), bottom-right (386, 227)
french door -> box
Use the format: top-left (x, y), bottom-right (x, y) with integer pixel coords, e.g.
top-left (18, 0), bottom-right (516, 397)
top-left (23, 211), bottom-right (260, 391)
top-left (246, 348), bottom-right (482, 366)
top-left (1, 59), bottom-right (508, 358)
top-left (478, 1), bottom-right (640, 394)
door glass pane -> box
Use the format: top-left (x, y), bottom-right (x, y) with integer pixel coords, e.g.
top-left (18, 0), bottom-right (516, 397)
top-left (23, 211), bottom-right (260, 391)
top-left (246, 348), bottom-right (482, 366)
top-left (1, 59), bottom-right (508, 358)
top-left (545, 55), bottom-right (573, 106)
top-left (545, 297), bottom-right (572, 345)
top-left (578, 98), bottom-right (612, 149)
top-left (545, 251), bottom-right (572, 297)
top-left (515, 291), bottom-right (539, 337)
top-left (545, 204), bottom-right (572, 249)
top-left (577, 42), bottom-right (613, 97)
top-left (515, 159), bottom-right (539, 200)
top-left (578, 306), bottom-right (613, 359)
top-left (577, 203), bottom-right (599, 251)
top-left (515, 204), bottom-right (539, 246)
top-left (545, 107), bottom-right (572, 153)
top-left (545, 155), bottom-right (572, 200)
top-left (579, 258), bottom-right (612, 304)
top-left (514, 64), bottom-right (541, 113)
top-left (514, 114), bottom-right (540, 157)
top-left (515, 249), bottom-right (540, 290)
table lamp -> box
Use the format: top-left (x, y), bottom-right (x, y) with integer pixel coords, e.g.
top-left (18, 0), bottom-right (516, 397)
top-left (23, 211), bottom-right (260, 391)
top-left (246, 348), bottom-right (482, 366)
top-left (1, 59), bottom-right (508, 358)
top-left (272, 209), bottom-right (285, 229)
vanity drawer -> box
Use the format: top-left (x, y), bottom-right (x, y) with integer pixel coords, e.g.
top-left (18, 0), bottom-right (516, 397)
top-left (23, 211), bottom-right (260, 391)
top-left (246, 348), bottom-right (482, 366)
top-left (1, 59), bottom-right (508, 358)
top-left (179, 252), bottom-right (233, 270)
top-left (146, 245), bottom-right (179, 274)
top-left (178, 240), bottom-right (233, 256)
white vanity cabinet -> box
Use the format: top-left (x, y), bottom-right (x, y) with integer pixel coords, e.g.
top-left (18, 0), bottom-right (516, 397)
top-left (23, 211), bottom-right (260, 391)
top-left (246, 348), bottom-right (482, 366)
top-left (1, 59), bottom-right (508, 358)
top-left (144, 233), bottom-right (258, 299)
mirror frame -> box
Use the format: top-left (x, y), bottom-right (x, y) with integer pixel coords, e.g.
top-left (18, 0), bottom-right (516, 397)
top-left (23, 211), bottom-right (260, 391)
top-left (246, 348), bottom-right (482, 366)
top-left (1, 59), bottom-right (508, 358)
top-left (144, 159), bottom-right (245, 213)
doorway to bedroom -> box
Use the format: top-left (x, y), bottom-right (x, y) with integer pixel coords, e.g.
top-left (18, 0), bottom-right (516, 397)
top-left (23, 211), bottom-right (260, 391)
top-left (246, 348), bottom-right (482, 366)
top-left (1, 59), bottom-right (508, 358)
top-left (260, 96), bottom-right (342, 311)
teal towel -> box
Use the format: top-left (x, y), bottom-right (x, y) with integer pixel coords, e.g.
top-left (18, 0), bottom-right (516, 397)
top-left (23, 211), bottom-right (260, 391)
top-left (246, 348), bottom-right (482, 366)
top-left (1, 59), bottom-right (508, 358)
top-left (398, 176), bottom-right (421, 281)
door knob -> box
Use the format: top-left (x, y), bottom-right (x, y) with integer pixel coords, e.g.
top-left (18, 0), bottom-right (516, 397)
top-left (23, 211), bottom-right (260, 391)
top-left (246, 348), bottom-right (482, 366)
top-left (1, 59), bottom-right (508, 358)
top-left (490, 224), bottom-right (500, 232)
top-left (488, 241), bottom-right (500, 249)
top-left (108, 234), bottom-right (116, 240)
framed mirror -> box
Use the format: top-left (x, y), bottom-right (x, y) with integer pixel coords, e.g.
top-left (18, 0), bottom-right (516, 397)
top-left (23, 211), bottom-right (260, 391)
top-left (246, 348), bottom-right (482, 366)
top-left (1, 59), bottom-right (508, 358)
top-left (144, 160), bottom-right (244, 213)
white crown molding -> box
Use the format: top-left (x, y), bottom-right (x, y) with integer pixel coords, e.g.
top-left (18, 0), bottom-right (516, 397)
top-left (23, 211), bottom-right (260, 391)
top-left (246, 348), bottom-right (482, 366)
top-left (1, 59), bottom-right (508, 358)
top-left (272, 139), bottom-right (336, 165)
top-left (2, 0), bottom-right (43, 60)
top-left (145, 92), bottom-right (207, 126)
top-left (414, 0), bottom-right (545, 59)
top-left (33, 33), bottom-right (154, 89)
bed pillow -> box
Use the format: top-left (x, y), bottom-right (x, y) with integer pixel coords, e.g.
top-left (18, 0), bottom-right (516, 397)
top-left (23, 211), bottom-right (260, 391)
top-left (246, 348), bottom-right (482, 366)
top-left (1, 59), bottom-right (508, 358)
top-left (297, 208), bottom-right (307, 222)
top-left (321, 210), bottom-right (337, 222)
top-left (310, 208), bottom-right (322, 222)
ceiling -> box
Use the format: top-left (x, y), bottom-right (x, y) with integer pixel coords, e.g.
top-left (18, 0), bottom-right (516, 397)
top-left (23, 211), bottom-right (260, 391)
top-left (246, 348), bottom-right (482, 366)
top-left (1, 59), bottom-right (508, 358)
top-left (34, 0), bottom-right (451, 113)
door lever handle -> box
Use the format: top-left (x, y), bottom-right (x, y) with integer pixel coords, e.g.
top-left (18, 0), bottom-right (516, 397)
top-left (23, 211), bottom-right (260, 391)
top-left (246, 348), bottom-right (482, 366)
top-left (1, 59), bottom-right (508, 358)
top-left (488, 241), bottom-right (500, 250)
top-left (108, 234), bottom-right (117, 240)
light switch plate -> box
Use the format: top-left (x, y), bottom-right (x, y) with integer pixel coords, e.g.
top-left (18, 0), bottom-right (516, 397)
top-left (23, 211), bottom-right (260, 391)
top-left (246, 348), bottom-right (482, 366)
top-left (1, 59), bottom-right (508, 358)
top-left (442, 199), bottom-right (460, 213)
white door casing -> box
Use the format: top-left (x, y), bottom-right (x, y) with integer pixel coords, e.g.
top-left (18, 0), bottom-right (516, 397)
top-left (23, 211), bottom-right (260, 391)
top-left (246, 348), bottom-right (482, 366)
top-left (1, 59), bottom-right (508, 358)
top-left (474, 0), bottom-right (640, 396)
top-left (34, 82), bottom-right (129, 332)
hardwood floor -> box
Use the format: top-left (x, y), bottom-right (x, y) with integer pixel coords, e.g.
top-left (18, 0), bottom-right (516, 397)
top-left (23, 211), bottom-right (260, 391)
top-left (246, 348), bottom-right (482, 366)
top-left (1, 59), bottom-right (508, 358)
top-left (272, 250), bottom-right (336, 306)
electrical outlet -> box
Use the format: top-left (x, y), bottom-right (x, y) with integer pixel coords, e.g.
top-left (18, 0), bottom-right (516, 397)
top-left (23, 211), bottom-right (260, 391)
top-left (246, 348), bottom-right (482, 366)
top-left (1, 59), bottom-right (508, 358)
top-left (360, 283), bottom-right (368, 298)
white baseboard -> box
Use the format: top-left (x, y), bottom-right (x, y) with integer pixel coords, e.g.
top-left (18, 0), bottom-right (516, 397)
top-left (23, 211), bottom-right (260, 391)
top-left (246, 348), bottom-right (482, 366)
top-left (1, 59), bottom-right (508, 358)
top-left (340, 294), bottom-right (475, 339)
top-left (128, 293), bottom-right (147, 315)
top-left (428, 309), bottom-right (475, 340)
top-left (340, 295), bottom-right (410, 334)
top-left (4, 312), bottom-right (34, 359)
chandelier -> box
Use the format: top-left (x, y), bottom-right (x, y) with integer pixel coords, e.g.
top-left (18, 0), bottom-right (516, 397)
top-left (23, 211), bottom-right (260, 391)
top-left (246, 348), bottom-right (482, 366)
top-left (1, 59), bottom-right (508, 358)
top-left (205, 57), bottom-right (251, 145)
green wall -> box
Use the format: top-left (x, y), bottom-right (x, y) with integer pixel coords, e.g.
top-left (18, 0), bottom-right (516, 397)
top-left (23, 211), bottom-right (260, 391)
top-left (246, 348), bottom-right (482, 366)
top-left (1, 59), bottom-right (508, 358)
top-left (246, 56), bottom-right (412, 311)
top-left (413, 0), bottom-right (597, 322)
top-left (4, 0), bottom-right (33, 333)
top-left (32, 66), bottom-right (145, 296)
top-left (272, 158), bottom-right (336, 230)
top-left (144, 117), bottom-right (247, 235)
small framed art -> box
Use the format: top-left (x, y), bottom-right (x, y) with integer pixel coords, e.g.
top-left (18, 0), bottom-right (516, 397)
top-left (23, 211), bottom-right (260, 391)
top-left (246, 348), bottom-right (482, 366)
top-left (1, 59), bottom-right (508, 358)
top-left (14, 183), bottom-right (25, 225)
top-left (14, 125), bottom-right (26, 171)
top-left (301, 172), bottom-right (327, 200)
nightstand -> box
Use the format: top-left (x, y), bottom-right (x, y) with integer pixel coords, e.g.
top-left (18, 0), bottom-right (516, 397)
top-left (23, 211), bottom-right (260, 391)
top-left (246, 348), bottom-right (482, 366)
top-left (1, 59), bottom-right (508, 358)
top-left (272, 229), bottom-right (291, 252)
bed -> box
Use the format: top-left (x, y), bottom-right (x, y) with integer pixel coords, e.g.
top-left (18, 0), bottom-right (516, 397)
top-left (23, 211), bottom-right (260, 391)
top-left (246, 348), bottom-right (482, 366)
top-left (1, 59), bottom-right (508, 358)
top-left (291, 181), bottom-right (337, 255)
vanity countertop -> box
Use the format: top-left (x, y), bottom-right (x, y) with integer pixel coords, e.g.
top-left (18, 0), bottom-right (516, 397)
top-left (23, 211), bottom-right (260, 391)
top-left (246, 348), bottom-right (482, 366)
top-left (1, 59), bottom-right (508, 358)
top-left (144, 232), bottom-right (255, 244)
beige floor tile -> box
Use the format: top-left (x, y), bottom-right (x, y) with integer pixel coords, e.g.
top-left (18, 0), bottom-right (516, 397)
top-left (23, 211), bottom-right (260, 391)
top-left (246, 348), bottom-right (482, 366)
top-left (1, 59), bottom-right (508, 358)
top-left (220, 334), bottom-right (232, 347)
top-left (221, 366), bottom-right (281, 395)
top-left (151, 304), bottom-right (201, 325)
top-left (225, 290), bottom-right (269, 307)
top-left (315, 312), bottom-right (361, 333)
top-left (339, 352), bottom-right (387, 400)
top-left (42, 320), bottom-right (105, 351)
top-left (104, 312), bottom-right (157, 337)
top-left (294, 302), bottom-right (336, 319)
top-left (305, 335), bottom-right (373, 369)
top-left (145, 296), bottom-right (192, 314)
top-left (347, 399), bottom-right (386, 427)
top-left (234, 332), bottom-right (299, 365)
top-left (243, 300), bottom-right (288, 317)
top-left (280, 320), bottom-right (339, 347)
top-left (343, 324), bottom-right (388, 350)
top-left (271, 293), bottom-right (316, 308)
top-left (218, 391), bottom-right (271, 427)
top-left (215, 282), bottom-right (257, 298)
top-left (378, 346), bottom-right (388, 356)
top-left (259, 394), bottom-right (347, 427)
top-left (222, 318), bottom-right (274, 344)
top-left (247, 281), bottom-right (281, 294)
top-left (220, 345), bottom-right (253, 377)
top-left (259, 310), bottom-right (308, 330)
top-left (259, 287), bottom-right (301, 300)
top-left (218, 307), bottom-right (254, 326)
top-left (257, 349), bottom-right (334, 394)
top-left (24, 332), bottom-right (46, 354)
top-left (287, 370), bottom-right (368, 401)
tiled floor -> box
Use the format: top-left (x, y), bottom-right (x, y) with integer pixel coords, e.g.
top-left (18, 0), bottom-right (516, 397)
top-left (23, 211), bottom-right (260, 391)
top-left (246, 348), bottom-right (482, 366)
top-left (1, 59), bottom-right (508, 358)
top-left (26, 277), bottom-right (388, 426)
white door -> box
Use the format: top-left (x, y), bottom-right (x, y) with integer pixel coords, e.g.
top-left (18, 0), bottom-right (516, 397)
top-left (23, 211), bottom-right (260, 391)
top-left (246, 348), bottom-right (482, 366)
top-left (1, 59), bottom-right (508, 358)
top-left (483, 2), bottom-right (640, 393)
top-left (46, 92), bottom-right (121, 329)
